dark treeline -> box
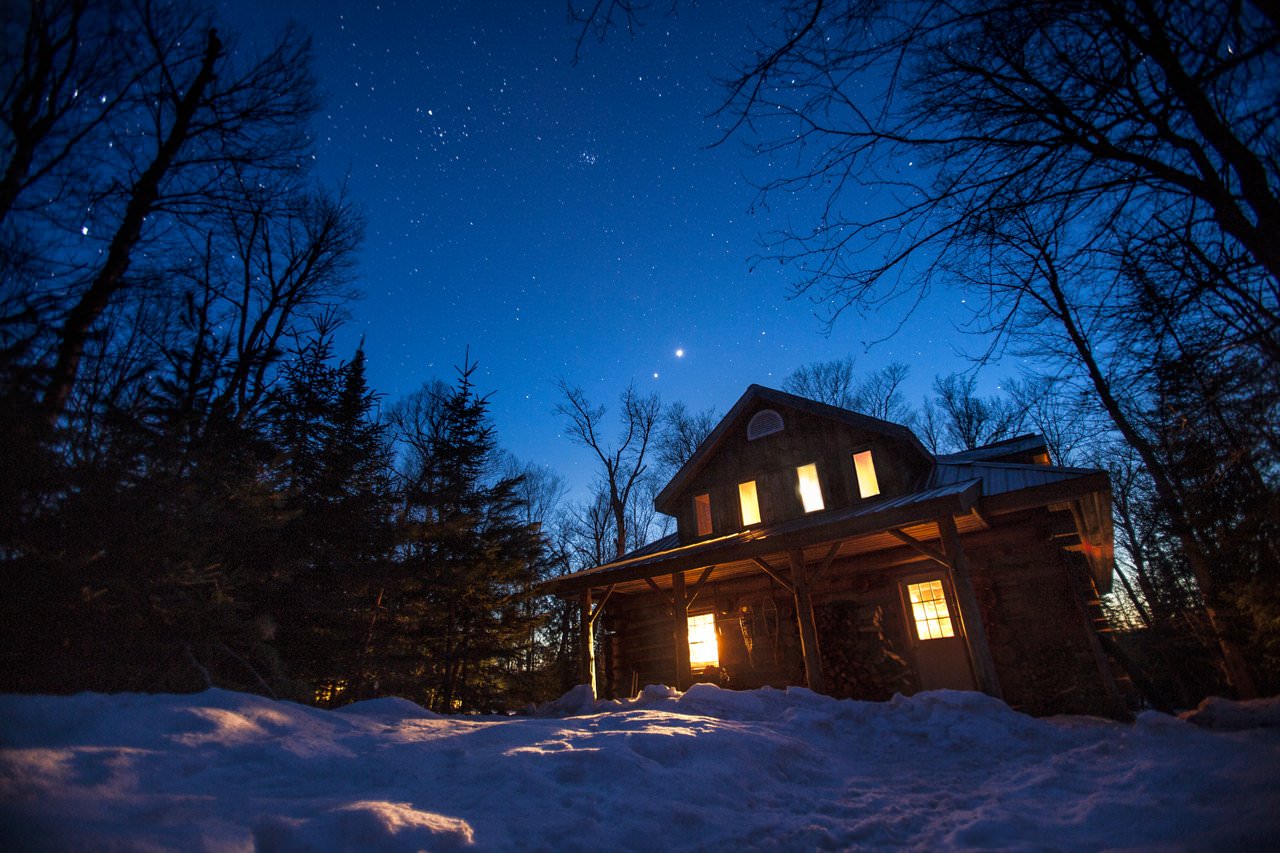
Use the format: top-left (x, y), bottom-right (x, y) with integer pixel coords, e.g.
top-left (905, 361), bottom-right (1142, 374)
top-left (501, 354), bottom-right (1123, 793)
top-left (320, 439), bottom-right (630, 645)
top-left (0, 1), bottom-right (584, 712)
top-left (4, 0), bottom-right (1276, 712)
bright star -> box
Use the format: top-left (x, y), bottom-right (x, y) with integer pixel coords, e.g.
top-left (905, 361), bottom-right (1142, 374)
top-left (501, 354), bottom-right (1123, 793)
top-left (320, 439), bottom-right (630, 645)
top-left (675, 348), bottom-right (685, 358)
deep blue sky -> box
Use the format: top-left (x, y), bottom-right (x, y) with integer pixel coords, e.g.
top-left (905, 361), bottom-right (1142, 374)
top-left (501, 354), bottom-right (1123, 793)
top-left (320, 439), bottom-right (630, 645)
top-left (218, 0), bottom-right (980, 497)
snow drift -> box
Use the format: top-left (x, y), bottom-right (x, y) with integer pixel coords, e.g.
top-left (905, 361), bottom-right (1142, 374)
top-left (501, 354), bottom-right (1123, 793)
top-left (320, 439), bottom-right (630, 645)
top-left (2, 685), bottom-right (1278, 850)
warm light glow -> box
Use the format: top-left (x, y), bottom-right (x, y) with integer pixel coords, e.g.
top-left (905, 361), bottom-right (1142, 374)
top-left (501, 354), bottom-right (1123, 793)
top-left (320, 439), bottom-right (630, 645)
top-left (688, 613), bottom-right (719, 668)
top-left (907, 580), bottom-right (955, 640)
top-left (314, 680), bottom-right (348, 705)
top-left (796, 463), bottom-right (824, 513)
top-left (739, 480), bottom-right (761, 526)
top-left (853, 450), bottom-right (880, 498)
top-left (694, 493), bottom-right (713, 536)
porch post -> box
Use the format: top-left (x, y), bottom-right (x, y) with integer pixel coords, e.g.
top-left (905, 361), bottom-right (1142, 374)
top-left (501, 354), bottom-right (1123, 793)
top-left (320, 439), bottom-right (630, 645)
top-left (579, 588), bottom-right (597, 697)
top-left (937, 514), bottom-right (1003, 698)
top-left (788, 548), bottom-right (826, 695)
top-left (672, 571), bottom-right (692, 690)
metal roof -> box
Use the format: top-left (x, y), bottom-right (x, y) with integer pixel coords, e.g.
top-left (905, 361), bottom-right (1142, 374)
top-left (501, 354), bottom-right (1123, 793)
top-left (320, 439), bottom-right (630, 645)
top-left (544, 479), bottom-right (983, 596)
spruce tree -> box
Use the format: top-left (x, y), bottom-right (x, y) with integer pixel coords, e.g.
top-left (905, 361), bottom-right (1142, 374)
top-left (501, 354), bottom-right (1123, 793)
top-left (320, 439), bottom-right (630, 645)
top-left (388, 357), bottom-right (545, 712)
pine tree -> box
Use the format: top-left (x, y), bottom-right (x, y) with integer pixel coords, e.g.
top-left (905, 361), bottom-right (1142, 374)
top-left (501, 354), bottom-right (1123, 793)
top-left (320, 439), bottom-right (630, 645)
top-left (386, 357), bottom-right (545, 712)
top-left (270, 338), bottom-right (395, 704)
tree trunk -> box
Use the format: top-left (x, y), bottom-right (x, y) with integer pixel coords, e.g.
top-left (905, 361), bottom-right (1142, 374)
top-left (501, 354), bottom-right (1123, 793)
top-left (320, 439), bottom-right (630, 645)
top-left (41, 29), bottom-right (223, 424)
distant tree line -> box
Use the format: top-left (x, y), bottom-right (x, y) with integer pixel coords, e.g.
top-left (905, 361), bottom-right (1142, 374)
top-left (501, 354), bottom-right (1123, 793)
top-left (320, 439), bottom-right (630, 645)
top-left (0, 0), bottom-right (579, 712)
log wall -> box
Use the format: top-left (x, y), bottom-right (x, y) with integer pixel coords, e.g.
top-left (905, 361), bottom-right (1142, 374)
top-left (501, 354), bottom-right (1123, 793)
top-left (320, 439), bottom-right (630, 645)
top-left (601, 511), bottom-right (1123, 717)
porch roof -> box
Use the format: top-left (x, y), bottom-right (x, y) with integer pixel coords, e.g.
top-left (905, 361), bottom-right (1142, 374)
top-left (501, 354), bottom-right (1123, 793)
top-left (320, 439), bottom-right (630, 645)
top-left (544, 458), bottom-right (1115, 597)
top-left (543, 479), bottom-right (984, 597)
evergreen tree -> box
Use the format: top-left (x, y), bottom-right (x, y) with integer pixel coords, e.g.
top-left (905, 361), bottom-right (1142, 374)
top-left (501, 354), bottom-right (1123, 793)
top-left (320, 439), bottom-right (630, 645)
top-left (386, 358), bottom-right (545, 712)
top-left (270, 336), bottom-right (395, 704)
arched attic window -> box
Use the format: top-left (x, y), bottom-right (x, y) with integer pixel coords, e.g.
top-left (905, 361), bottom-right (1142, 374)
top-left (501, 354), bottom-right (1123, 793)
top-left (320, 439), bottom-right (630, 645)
top-left (747, 409), bottom-right (784, 440)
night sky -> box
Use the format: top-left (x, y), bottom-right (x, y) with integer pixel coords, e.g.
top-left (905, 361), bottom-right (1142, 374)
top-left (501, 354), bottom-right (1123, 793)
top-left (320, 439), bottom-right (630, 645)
top-left (218, 0), bottom-right (978, 496)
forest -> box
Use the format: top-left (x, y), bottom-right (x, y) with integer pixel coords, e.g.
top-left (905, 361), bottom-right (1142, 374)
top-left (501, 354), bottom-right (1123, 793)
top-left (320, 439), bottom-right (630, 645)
top-left (1, 0), bottom-right (1276, 712)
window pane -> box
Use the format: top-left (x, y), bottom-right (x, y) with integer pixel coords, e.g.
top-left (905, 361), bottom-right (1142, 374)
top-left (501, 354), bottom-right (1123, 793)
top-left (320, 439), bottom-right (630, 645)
top-left (796, 463), bottom-right (824, 513)
top-left (688, 613), bottom-right (719, 668)
top-left (694, 493), bottom-right (712, 536)
top-left (853, 450), bottom-right (880, 498)
top-left (906, 580), bottom-right (956, 641)
top-left (739, 480), bottom-right (761, 526)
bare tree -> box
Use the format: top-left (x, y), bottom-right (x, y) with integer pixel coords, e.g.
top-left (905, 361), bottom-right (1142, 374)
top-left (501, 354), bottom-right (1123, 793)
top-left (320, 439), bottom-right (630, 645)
top-left (0, 0), bottom-right (319, 424)
top-left (783, 356), bottom-right (857, 408)
top-left (555, 381), bottom-right (660, 558)
top-left (655, 401), bottom-right (717, 481)
top-left (717, 0), bottom-right (1278, 696)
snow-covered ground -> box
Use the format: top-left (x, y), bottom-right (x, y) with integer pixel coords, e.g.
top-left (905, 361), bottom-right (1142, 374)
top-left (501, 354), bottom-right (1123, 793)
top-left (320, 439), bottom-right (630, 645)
top-left (2, 685), bottom-right (1278, 851)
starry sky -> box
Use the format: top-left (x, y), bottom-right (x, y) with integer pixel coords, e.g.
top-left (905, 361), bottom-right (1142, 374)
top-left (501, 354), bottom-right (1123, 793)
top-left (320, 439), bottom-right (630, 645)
top-left (217, 0), bottom-right (978, 497)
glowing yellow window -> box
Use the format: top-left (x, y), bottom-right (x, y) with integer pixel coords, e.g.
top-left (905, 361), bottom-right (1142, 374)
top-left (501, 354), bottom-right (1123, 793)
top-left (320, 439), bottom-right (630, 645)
top-left (853, 450), bottom-right (880, 498)
top-left (688, 613), bottom-right (719, 668)
top-left (694, 493), bottom-right (712, 536)
top-left (907, 580), bottom-right (956, 640)
top-left (796, 463), bottom-right (824, 513)
top-left (738, 480), bottom-right (761, 526)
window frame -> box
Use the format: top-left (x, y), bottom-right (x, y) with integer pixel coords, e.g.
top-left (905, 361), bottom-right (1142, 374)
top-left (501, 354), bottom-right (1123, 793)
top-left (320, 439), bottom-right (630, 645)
top-left (852, 448), bottom-right (881, 499)
top-left (795, 462), bottom-right (825, 513)
top-left (687, 611), bottom-right (719, 670)
top-left (738, 479), bottom-right (762, 527)
top-left (902, 577), bottom-right (958, 643)
top-left (694, 492), bottom-right (713, 537)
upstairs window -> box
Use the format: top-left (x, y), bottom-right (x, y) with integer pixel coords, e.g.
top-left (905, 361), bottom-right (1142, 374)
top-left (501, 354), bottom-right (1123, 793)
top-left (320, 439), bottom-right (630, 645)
top-left (853, 450), bottom-right (880, 498)
top-left (747, 409), bottom-right (784, 440)
top-left (688, 613), bottom-right (719, 669)
top-left (738, 480), bottom-right (761, 526)
top-left (694, 493), bottom-right (713, 537)
top-left (906, 579), bottom-right (956, 640)
top-left (796, 463), bottom-right (824, 513)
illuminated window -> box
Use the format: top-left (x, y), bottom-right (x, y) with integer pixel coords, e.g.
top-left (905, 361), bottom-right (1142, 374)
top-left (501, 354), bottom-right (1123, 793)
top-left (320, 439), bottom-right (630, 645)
top-left (853, 450), bottom-right (880, 498)
top-left (688, 612), bottom-right (719, 668)
top-left (907, 580), bottom-right (956, 640)
top-left (694, 493), bottom-right (712, 536)
top-left (738, 480), bottom-right (761, 526)
top-left (796, 463), bottom-right (824, 513)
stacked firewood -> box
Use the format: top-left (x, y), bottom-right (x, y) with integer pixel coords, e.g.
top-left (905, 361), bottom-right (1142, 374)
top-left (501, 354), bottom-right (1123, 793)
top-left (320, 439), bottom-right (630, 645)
top-left (816, 602), bottom-right (917, 701)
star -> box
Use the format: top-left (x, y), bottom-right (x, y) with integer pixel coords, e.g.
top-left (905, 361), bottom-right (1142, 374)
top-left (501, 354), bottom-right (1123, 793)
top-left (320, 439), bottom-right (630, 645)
top-left (675, 348), bottom-right (685, 358)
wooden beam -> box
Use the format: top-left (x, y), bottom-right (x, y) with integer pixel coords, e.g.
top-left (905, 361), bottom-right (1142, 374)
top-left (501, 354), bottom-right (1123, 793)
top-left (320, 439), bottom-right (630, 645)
top-left (542, 480), bottom-right (983, 597)
top-left (672, 571), bottom-right (692, 690)
top-left (579, 589), bottom-right (597, 697)
top-left (751, 557), bottom-right (794, 594)
top-left (686, 565), bottom-right (716, 608)
top-left (588, 584), bottom-right (616, 627)
top-left (886, 527), bottom-right (949, 568)
top-left (643, 577), bottom-right (673, 608)
top-left (788, 547), bottom-right (826, 695)
top-left (812, 541), bottom-right (841, 582)
top-left (937, 514), bottom-right (1002, 699)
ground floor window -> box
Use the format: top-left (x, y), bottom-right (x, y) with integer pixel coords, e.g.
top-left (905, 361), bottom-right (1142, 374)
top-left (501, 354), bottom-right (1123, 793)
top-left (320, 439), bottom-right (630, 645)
top-left (906, 579), bottom-right (956, 640)
top-left (687, 612), bottom-right (719, 668)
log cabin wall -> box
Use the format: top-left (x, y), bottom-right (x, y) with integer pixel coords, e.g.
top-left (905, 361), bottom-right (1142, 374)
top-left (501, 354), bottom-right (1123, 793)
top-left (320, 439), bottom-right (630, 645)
top-left (671, 402), bottom-right (932, 542)
top-left (963, 517), bottom-right (1123, 717)
top-left (601, 516), bottom-right (1122, 716)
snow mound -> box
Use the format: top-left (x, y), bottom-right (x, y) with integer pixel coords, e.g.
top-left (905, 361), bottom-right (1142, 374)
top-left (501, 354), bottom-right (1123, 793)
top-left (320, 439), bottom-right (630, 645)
top-left (3, 685), bottom-right (1278, 851)
top-left (1181, 694), bottom-right (1280, 730)
top-left (335, 696), bottom-right (440, 720)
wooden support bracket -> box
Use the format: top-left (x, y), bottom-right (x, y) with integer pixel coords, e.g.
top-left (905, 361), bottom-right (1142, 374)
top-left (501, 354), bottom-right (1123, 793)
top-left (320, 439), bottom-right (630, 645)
top-left (887, 527), bottom-right (949, 568)
top-left (788, 547), bottom-right (826, 695)
top-left (751, 557), bottom-right (794, 594)
top-left (685, 565), bottom-right (716, 609)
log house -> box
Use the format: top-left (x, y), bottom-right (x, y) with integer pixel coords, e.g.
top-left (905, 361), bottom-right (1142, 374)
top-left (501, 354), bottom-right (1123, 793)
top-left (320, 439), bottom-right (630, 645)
top-left (544, 385), bottom-right (1127, 717)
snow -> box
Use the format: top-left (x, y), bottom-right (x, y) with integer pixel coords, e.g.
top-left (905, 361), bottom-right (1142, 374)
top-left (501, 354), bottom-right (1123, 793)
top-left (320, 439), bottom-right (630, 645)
top-left (2, 685), bottom-right (1278, 851)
